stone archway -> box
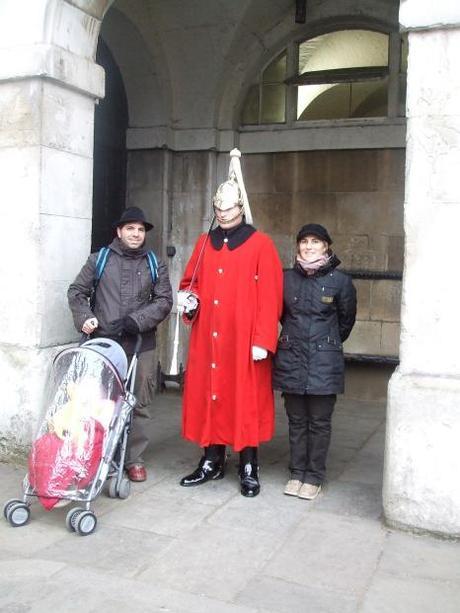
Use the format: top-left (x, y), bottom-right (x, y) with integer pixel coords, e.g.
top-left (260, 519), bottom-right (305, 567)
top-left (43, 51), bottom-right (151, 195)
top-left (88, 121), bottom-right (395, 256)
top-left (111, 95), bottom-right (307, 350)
top-left (0, 0), bottom-right (115, 459)
top-left (1, 0), bottom-right (460, 539)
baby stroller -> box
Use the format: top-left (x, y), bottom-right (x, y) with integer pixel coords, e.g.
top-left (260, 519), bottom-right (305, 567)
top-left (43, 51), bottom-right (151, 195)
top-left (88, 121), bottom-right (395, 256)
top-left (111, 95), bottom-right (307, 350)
top-left (3, 336), bottom-right (141, 536)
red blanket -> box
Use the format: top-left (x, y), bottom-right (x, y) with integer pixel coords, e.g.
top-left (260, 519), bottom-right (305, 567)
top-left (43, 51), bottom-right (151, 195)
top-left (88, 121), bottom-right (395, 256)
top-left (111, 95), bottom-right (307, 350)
top-left (28, 418), bottom-right (104, 510)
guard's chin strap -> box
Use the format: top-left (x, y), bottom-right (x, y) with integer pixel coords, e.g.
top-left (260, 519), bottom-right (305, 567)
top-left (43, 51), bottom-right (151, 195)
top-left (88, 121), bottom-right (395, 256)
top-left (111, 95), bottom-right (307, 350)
top-left (215, 206), bottom-right (244, 226)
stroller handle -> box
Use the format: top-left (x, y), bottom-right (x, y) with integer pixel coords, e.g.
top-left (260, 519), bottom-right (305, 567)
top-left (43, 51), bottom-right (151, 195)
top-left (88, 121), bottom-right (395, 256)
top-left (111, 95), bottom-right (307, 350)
top-left (79, 332), bottom-right (142, 353)
top-left (133, 333), bottom-right (143, 356)
top-left (125, 334), bottom-right (143, 394)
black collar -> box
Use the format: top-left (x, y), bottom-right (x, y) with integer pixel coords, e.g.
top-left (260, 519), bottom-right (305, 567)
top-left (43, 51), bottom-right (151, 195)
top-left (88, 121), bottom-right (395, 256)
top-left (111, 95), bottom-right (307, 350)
top-left (210, 222), bottom-right (256, 250)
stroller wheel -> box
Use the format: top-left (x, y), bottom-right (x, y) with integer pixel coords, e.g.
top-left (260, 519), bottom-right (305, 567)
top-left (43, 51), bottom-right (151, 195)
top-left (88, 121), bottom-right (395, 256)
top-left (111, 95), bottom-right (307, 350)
top-left (107, 477), bottom-right (118, 499)
top-left (65, 507), bottom-right (86, 532)
top-left (108, 476), bottom-right (131, 499)
top-left (118, 478), bottom-right (131, 500)
top-left (6, 503), bottom-right (30, 527)
top-left (75, 511), bottom-right (97, 536)
top-left (3, 498), bottom-right (24, 520)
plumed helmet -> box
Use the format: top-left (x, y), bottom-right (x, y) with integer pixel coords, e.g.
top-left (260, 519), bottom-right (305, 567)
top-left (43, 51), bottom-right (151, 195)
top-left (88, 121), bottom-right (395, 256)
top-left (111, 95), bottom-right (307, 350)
top-left (213, 149), bottom-right (253, 224)
top-left (213, 179), bottom-right (242, 209)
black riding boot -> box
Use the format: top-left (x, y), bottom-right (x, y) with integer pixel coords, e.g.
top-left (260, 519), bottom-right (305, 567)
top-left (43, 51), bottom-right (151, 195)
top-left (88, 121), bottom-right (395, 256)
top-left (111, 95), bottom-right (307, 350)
top-left (180, 444), bottom-right (226, 487)
top-left (239, 446), bottom-right (260, 497)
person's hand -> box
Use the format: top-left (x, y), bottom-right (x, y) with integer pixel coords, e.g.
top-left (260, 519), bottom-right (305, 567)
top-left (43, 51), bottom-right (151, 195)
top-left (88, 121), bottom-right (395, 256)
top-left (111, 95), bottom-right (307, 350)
top-left (123, 315), bottom-right (139, 334)
top-left (82, 317), bottom-right (98, 335)
top-left (108, 318), bottom-right (124, 336)
top-left (177, 290), bottom-right (199, 315)
top-left (252, 345), bottom-right (268, 361)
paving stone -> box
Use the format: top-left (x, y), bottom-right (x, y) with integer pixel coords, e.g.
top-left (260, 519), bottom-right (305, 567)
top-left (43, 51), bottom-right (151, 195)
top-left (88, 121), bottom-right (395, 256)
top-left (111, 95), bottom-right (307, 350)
top-left (208, 484), bottom-right (314, 536)
top-left (379, 530), bottom-right (460, 582)
top-left (104, 488), bottom-right (216, 537)
top-left (360, 572), bottom-right (460, 613)
top-left (336, 398), bottom-right (386, 417)
top-left (0, 558), bottom-right (66, 580)
top-left (148, 469), bottom-right (239, 506)
top-left (360, 428), bottom-right (386, 454)
top-left (0, 564), bottom-right (257, 613)
top-left (235, 576), bottom-right (358, 613)
top-left (331, 416), bottom-right (384, 450)
top-left (0, 509), bottom-right (71, 554)
top-left (333, 413), bottom-right (385, 432)
top-left (137, 524), bottom-right (275, 601)
top-left (33, 525), bottom-right (174, 578)
top-left (264, 512), bottom-right (387, 595)
top-left (314, 481), bottom-right (383, 520)
top-left (1, 393), bottom-right (459, 613)
top-left (151, 436), bottom-right (212, 469)
top-left (337, 449), bottom-right (384, 486)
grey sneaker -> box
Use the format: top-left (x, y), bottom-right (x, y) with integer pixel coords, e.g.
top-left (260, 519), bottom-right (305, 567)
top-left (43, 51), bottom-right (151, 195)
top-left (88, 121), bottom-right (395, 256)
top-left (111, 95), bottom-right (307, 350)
top-left (298, 483), bottom-right (321, 500)
top-left (284, 479), bottom-right (302, 497)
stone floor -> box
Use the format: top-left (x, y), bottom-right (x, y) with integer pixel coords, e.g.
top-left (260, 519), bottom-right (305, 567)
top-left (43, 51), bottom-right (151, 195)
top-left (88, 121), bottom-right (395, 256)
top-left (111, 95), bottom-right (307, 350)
top-left (1, 392), bottom-right (459, 612)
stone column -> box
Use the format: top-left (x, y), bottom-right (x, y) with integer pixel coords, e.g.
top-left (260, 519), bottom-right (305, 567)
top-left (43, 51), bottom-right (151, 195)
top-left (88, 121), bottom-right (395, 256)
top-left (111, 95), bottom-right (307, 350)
top-left (0, 1), bottom-right (107, 459)
top-left (383, 1), bottom-right (460, 535)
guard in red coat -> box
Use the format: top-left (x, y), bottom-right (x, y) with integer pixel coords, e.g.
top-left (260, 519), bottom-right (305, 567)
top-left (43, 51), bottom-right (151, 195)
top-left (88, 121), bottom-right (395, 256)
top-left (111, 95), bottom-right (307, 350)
top-left (177, 149), bottom-right (283, 497)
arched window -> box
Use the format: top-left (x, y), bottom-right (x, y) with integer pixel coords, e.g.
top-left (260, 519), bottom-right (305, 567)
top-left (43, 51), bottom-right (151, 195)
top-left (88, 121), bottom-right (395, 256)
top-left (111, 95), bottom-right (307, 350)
top-left (241, 28), bottom-right (407, 125)
top-left (242, 52), bottom-right (287, 125)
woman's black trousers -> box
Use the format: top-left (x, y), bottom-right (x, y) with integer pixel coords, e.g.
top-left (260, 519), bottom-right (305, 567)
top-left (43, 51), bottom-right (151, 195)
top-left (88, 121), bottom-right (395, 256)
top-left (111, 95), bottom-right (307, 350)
top-left (284, 393), bottom-right (336, 485)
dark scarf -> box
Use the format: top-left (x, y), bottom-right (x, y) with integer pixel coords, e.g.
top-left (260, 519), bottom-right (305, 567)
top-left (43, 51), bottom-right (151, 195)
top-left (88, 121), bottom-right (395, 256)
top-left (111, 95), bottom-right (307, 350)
top-left (110, 237), bottom-right (147, 258)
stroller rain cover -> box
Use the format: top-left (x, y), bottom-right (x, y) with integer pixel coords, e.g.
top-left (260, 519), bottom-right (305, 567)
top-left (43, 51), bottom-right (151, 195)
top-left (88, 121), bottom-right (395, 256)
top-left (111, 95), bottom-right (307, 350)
top-left (28, 340), bottom-right (127, 510)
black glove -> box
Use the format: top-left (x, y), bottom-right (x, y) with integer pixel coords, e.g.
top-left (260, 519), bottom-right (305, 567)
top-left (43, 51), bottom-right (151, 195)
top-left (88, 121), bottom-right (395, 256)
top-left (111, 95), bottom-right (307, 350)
top-left (123, 315), bottom-right (139, 334)
top-left (108, 318), bottom-right (124, 336)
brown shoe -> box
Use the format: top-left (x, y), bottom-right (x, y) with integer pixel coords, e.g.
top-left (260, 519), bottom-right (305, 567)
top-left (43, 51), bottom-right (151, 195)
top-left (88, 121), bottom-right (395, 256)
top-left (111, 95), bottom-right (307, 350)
top-left (127, 464), bottom-right (147, 482)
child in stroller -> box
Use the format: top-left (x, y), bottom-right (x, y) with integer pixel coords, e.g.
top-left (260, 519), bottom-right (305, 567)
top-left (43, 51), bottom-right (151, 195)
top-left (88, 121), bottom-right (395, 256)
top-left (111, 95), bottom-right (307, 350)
top-left (3, 337), bottom-right (140, 536)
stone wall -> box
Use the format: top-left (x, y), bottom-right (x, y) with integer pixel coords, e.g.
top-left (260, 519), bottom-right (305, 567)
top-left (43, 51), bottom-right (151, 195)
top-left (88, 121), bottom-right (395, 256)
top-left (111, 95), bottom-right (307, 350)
top-left (383, 1), bottom-right (460, 537)
top-left (0, 0), bottom-right (107, 460)
top-left (127, 147), bottom-right (405, 368)
top-left (244, 149), bottom-right (405, 357)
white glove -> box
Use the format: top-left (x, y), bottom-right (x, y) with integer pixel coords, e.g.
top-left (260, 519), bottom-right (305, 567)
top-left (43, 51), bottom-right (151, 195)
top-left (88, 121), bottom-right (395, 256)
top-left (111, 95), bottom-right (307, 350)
top-left (252, 345), bottom-right (268, 361)
top-left (177, 290), bottom-right (199, 315)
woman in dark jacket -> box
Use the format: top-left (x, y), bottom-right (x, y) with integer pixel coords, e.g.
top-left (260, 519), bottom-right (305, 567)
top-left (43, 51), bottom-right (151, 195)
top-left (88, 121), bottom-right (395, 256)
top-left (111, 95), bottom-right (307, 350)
top-left (273, 223), bottom-right (356, 500)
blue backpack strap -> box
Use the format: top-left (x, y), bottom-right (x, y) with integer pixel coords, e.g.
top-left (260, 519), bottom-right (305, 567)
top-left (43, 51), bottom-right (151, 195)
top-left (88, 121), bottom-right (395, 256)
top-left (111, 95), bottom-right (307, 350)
top-left (146, 250), bottom-right (158, 283)
top-left (95, 246), bottom-right (111, 282)
top-left (90, 247), bottom-right (111, 310)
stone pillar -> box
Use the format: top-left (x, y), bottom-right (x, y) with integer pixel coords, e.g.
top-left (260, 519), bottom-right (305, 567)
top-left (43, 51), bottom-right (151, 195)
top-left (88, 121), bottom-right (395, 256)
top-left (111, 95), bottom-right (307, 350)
top-left (0, 1), bottom-right (108, 459)
top-left (383, 1), bottom-right (460, 535)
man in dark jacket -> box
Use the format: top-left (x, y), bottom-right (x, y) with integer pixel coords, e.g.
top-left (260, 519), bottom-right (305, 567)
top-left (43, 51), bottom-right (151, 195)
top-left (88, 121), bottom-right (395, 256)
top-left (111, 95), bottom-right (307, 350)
top-left (68, 207), bottom-right (173, 482)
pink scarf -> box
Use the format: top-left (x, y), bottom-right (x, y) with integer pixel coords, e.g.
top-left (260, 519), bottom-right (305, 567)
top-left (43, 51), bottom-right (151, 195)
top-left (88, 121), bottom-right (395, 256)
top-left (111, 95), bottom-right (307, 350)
top-left (296, 253), bottom-right (330, 276)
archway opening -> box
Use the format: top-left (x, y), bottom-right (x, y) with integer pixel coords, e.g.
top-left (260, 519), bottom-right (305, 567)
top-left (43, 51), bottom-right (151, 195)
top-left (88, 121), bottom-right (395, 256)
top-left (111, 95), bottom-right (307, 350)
top-left (92, 37), bottom-right (128, 251)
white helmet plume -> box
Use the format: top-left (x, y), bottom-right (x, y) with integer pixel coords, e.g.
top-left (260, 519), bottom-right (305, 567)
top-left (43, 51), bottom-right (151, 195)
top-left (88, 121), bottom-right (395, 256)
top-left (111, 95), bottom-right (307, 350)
top-left (228, 148), bottom-right (253, 225)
